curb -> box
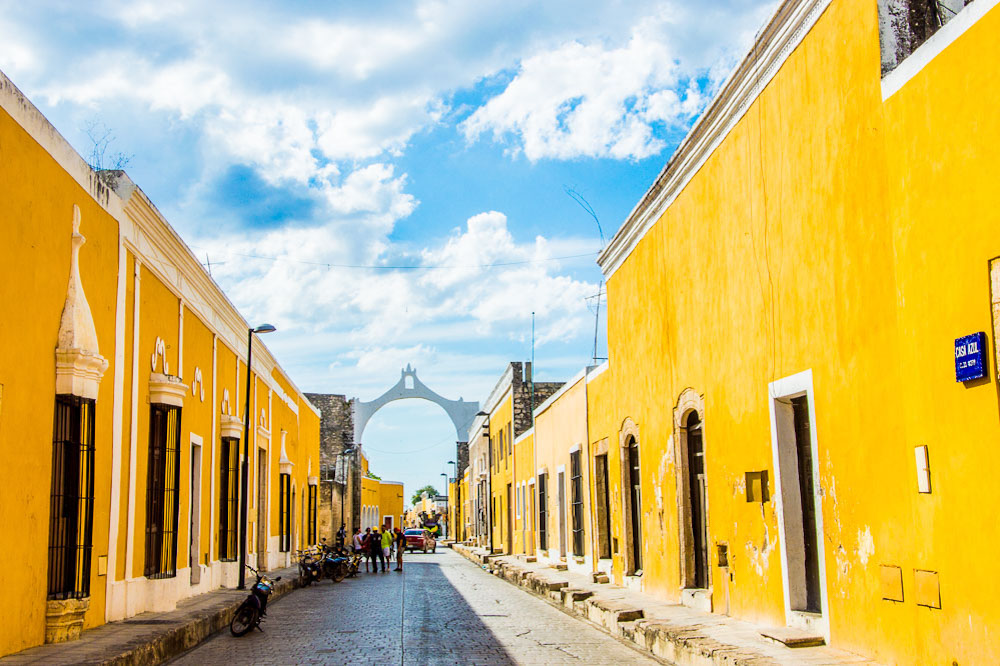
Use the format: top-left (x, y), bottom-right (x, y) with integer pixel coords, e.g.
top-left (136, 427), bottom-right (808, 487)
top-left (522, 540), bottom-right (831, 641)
top-left (451, 543), bottom-right (871, 666)
top-left (107, 574), bottom-right (302, 666)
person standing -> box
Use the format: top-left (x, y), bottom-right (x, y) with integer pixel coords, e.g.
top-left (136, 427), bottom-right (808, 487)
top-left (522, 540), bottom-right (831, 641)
top-left (352, 527), bottom-right (363, 554)
top-left (369, 527), bottom-right (385, 573)
top-left (336, 524), bottom-right (347, 549)
top-left (362, 527), bottom-right (375, 573)
top-left (381, 526), bottom-right (393, 572)
top-left (393, 528), bottom-right (404, 572)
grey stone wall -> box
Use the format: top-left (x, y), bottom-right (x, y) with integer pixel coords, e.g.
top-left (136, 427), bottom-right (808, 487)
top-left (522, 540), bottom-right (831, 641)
top-left (511, 361), bottom-right (564, 437)
top-left (304, 392), bottom-right (358, 539)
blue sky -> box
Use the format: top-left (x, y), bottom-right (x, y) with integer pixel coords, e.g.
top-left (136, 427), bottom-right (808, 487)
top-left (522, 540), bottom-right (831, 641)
top-left (2, 0), bottom-right (772, 503)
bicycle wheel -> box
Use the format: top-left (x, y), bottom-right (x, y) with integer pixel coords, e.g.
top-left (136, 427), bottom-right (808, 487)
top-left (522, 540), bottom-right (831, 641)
top-left (332, 562), bottom-right (347, 583)
top-left (230, 602), bottom-right (258, 637)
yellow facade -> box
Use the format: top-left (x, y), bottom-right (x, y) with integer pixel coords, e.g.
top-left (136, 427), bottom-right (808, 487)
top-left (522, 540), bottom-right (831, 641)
top-left (358, 453), bottom-right (403, 530)
top-left (0, 70), bottom-right (321, 658)
top-left (488, 393), bottom-right (513, 553)
top-left (510, 430), bottom-right (533, 556)
top-left (580, 1), bottom-right (1000, 663)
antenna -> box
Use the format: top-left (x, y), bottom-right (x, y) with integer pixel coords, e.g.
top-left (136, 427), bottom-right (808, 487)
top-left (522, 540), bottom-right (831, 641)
top-left (530, 311), bottom-right (535, 427)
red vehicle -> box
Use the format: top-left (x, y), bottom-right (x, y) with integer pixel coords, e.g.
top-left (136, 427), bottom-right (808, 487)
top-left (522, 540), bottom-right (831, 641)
top-left (403, 528), bottom-right (436, 553)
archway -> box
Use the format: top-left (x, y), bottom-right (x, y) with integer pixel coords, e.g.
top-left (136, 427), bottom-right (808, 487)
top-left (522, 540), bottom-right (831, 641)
top-left (353, 365), bottom-right (479, 443)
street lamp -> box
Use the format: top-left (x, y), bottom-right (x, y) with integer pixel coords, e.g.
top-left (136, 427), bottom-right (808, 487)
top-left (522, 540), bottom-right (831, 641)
top-left (440, 472), bottom-right (449, 539)
top-left (238, 323), bottom-right (276, 590)
top-left (337, 447), bottom-right (355, 541)
top-left (476, 410), bottom-right (492, 552)
top-left (448, 459), bottom-right (458, 541)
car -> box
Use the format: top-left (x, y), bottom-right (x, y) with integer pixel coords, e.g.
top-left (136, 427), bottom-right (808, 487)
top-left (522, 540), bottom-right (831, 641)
top-left (403, 528), bottom-right (436, 553)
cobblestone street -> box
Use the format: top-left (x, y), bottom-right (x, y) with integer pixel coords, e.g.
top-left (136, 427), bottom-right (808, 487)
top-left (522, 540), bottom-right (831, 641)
top-left (172, 549), bottom-right (659, 665)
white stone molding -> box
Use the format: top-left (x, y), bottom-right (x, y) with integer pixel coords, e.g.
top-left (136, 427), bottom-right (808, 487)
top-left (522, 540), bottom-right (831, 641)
top-left (220, 414), bottom-right (243, 440)
top-left (149, 372), bottom-right (187, 407)
top-left (278, 430), bottom-right (294, 475)
top-left (221, 388), bottom-right (232, 415)
top-left (150, 337), bottom-right (169, 374)
top-left (191, 367), bottom-right (204, 402)
top-left (55, 205), bottom-right (108, 400)
top-left (308, 476), bottom-right (319, 486)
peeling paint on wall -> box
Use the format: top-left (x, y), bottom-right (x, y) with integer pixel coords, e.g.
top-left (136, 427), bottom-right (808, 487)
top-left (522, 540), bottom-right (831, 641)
top-left (856, 525), bottom-right (875, 566)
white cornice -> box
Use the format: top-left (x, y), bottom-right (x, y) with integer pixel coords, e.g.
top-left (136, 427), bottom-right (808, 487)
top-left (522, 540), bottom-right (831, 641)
top-left (597, 0), bottom-right (832, 278)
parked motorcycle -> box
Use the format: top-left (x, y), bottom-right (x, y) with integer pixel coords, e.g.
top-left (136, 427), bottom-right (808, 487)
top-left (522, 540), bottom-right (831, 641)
top-left (297, 549), bottom-right (323, 587)
top-left (230, 565), bottom-right (281, 637)
top-left (319, 540), bottom-right (349, 583)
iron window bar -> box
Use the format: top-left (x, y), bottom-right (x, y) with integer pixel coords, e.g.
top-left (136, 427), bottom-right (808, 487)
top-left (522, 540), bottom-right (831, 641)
top-left (47, 395), bottom-right (96, 600)
top-left (145, 404), bottom-right (181, 579)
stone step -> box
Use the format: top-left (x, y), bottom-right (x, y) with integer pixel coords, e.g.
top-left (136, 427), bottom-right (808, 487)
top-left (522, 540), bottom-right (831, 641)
top-left (760, 627), bottom-right (826, 648)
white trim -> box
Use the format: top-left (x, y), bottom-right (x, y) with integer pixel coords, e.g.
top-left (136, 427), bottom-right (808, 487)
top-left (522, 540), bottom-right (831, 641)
top-left (514, 427), bottom-right (533, 445)
top-left (597, 0), bottom-right (832, 278)
top-left (537, 467), bottom-right (547, 477)
top-left (534, 368), bottom-right (586, 418)
top-left (556, 464), bottom-right (566, 474)
top-left (124, 259), bottom-right (141, 583)
top-left (881, 0), bottom-right (999, 100)
top-left (767, 369), bottom-right (830, 641)
top-left (105, 238), bottom-right (127, 621)
top-left (586, 361), bottom-right (610, 383)
top-left (568, 444), bottom-right (581, 454)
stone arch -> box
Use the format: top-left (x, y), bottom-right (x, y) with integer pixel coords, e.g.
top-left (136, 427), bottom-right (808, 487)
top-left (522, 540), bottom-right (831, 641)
top-left (673, 387), bottom-right (712, 605)
top-left (353, 365), bottom-right (480, 443)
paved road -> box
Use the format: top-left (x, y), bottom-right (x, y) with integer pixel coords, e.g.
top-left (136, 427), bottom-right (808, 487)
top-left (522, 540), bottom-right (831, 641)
top-left (173, 549), bottom-right (659, 665)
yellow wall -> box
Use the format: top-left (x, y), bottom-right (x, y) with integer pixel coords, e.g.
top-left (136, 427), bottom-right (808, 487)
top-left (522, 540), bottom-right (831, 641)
top-left (512, 431), bottom-right (534, 555)
top-left (0, 72), bottom-right (323, 658)
top-left (0, 104), bottom-right (120, 655)
top-left (379, 482), bottom-right (404, 530)
top-left (534, 376), bottom-right (593, 564)
top-left (586, 1), bottom-right (1000, 663)
top-left (488, 393), bottom-right (513, 552)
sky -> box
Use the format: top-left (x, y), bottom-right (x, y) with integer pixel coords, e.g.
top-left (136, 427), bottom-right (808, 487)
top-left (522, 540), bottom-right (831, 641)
top-left (2, 0), bottom-right (773, 504)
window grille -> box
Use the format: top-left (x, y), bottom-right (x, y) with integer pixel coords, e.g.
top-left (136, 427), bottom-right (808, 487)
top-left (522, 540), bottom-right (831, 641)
top-left (308, 484), bottom-right (317, 544)
top-left (47, 395), bottom-right (96, 600)
top-left (570, 451), bottom-right (584, 556)
top-left (145, 404), bottom-right (181, 578)
top-left (537, 474), bottom-right (548, 551)
top-left (279, 473), bottom-right (291, 552)
top-left (218, 437), bottom-right (239, 560)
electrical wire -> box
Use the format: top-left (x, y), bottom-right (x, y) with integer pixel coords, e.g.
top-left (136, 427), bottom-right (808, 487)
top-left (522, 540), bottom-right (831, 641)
top-left (190, 245), bottom-right (599, 271)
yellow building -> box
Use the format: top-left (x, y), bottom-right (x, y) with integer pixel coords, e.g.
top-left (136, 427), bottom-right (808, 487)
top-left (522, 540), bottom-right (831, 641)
top-left (0, 69), bottom-right (320, 658)
top-left (358, 453), bottom-right (404, 531)
top-left (582, 0), bottom-right (1000, 663)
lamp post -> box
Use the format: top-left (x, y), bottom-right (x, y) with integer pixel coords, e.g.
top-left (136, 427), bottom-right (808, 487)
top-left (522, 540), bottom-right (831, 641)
top-left (337, 447), bottom-right (355, 539)
top-left (476, 411), bottom-right (491, 552)
top-left (238, 323), bottom-right (276, 590)
top-left (440, 472), bottom-right (449, 539)
top-left (448, 459), bottom-right (458, 541)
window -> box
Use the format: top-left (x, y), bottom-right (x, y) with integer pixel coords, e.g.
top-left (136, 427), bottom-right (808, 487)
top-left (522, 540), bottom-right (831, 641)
top-left (279, 473), bottom-right (291, 552)
top-left (537, 474), bottom-right (548, 551)
top-left (145, 404), bottom-right (181, 578)
top-left (570, 451), bottom-right (584, 556)
top-left (218, 437), bottom-right (239, 560)
top-left (308, 484), bottom-right (317, 544)
top-left (879, 0), bottom-right (972, 75)
top-left (594, 453), bottom-right (612, 560)
top-left (47, 395), bottom-right (96, 599)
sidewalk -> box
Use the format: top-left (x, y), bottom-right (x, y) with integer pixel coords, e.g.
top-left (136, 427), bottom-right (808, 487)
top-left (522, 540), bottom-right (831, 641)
top-left (452, 543), bottom-right (876, 666)
top-left (1, 566), bottom-right (300, 666)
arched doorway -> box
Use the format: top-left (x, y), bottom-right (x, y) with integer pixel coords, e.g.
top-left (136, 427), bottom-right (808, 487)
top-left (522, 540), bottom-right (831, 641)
top-left (685, 411), bottom-right (708, 589)
top-left (620, 418), bottom-right (643, 576)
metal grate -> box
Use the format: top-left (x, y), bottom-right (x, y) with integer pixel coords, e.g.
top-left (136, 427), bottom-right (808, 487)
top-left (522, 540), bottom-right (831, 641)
top-left (537, 474), bottom-right (548, 551)
top-left (570, 451), bottom-right (584, 556)
top-left (279, 473), bottom-right (291, 552)
top-left (145, 404), bottom-right (181, 578)
top-left (218, 437), bottom-right (238, 560)
top-left (47, 395), bottom-right (96, 600)
top-left (308, 484), bottom-right (317, 544)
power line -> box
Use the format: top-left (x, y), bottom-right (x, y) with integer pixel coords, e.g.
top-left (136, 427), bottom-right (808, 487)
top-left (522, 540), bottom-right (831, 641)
top-left (189, 245), bottom-right (599, 271)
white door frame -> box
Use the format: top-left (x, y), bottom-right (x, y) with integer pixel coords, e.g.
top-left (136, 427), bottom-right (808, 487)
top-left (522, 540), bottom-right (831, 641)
top-left (767, 369), bottom-right (830, 640)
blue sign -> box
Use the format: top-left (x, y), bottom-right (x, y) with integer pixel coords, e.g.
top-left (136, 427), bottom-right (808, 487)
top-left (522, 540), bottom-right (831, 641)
top-left (955, 332), bottom-right (987, 382)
